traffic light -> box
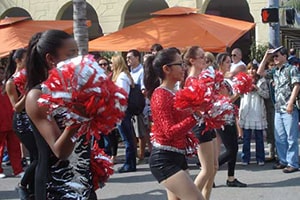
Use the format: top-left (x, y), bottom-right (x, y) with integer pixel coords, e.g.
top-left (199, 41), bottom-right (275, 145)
top-left (261, 8), bottom-right (279, 23)
top-left (286, 8), bottom-right (295, 25)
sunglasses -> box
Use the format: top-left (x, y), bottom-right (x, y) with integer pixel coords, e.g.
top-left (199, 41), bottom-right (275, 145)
top-left (273, 55), bottom-right (279, 58)
top-left (166, 62), bottom-right (186, 68)
top-left (99, 63), bottom-right (108, 66)
top-left (231, 54), bottom-right (237, 57)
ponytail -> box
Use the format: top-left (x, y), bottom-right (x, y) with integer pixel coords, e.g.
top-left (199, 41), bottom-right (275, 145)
top-left (3, 48), bottom-right (27, 93)
top-left (144, 55), bottom-right (159, 99)
top-left (26, 32), bottom-right (47, 91)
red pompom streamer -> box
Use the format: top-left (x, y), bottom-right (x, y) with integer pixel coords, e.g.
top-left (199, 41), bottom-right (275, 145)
top-left (232, 72), bottom-right (253, 94)
top-left (38, 55), bottom-right (127, 188)
top-left (90, 141), bottom-right (114, 190)
top-left (185, 132), bottom-right (199, 156)
top-left (38, 55), bottom-right (128, 142)
top-left (13, 68), bottom-right (27, 95)
top-left (175, 66), bottom-right (236, 134)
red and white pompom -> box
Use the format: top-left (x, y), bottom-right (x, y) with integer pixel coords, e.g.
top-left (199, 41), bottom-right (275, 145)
top-left (13, 68), bottom-right (27, 95)
top-left (175, 66), bottom-right (237, 133)
top-left (91, 142), bottom-right (114, 190)
top-left (38, 55), bottom-right (128, 141)
top-left (203, 95), bottom-right (237, 131)
top-left (232, 72), bottom-right (253, 94)
top-left (174, 77), bottom-right (210, 112)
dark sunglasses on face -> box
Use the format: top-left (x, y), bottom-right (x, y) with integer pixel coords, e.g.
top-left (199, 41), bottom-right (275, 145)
top-left (231, 54), bottom-right (237, 57)
top-left (273, 55), bottom-right (279, 58)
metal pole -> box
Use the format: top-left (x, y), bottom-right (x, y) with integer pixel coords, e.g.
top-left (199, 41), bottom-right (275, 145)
top-left (269, 0), bottom-right (280, 48)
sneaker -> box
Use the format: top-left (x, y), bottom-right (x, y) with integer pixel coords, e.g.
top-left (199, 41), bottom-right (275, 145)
top-left (117, 165), bottom-right (136, 173)
top-left (258, 161), bottom-right (265, 166)
top-left (226, 179), bottom-right (247, 187)
top-left (0, 173), bottom-right (6, 179)
top-left (282, 166), bottom-right (299, 173)
top-left (15, 172), bottom-right (25, 178)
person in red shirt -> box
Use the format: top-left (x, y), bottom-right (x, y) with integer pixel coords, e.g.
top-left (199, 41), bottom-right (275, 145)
top-left (0, 66), bottom-right (23, 179)
top-left (144, 48), bottom-right (203, 200)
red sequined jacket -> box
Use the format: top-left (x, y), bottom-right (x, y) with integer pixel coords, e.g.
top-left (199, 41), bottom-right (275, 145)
top-left (151, 87), bottom-right (197, 149)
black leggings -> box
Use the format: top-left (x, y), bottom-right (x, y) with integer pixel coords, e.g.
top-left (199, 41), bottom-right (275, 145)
top-left (31, 123), bottom-right (50, 200)
top-left (217, 124), bottom-right (238, 177)
top-left (13, 112), bottom-right (38, 192)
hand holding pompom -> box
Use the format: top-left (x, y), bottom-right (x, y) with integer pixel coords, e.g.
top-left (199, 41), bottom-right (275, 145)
top-left (38, 55), bottom-right (128, 141)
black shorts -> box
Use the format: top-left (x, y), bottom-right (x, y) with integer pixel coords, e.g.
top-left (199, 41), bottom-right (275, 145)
top-left (149, 148), bottom-right (188, 183)
top-left (192, 123), bottom-right (216, 144)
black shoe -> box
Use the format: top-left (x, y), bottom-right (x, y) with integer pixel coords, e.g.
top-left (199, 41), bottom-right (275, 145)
top-left (15, 184), bottom-right (29, 200)
top-left (226, 179), bottom-right (247, 187)
top-left (282, 166), bottom-right (299, 173)
top-left (273, 163), bottom-right (286, 169)
top-left (237, 137), bottom-right (243, 144)
top-left (118, 166), bottom-right (136, 173)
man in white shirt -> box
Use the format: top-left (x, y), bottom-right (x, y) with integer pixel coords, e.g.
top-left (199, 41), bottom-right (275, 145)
top-left (126, 49), bottom-right (147, 163)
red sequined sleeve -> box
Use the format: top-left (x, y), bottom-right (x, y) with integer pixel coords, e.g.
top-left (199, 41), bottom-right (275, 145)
top-left (151, 88), bottom-right (196, 145)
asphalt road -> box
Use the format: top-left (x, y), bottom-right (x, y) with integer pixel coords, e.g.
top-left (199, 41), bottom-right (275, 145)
top-left (1, 142), bottom-right (300, 200)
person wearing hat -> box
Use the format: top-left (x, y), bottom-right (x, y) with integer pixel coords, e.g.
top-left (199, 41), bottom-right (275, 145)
top-left (257, 46), bottom-right (300, 173)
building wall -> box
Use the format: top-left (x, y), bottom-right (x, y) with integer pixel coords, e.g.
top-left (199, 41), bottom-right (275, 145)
top-left (0, 0), bottom-right (269, 45)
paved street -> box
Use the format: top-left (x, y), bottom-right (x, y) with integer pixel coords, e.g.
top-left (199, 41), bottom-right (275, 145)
top-left (1, 143), bottom-right (300, 200)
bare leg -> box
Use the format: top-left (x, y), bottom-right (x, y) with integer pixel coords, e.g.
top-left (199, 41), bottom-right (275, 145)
top-left (203, 138), bottom-right (219, 198)
top-left (162, 170), bottom-right (204, 200)
top-left (194, 141), bottom-right (215, 200)
top-left (138, 137), bottom-right (146, 160)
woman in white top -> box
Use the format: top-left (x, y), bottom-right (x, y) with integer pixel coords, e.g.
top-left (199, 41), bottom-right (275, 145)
top-left (239, 62), bottom-right (269, 166)
top-left (111, 55), bottom-right (137, 173)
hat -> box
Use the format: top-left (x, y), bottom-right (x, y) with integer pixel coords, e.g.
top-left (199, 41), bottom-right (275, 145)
top-left (270, 46), bottom-right (284, 54)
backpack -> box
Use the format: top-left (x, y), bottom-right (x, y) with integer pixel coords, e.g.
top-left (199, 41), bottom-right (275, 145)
top-left (127, 84), bottom-right (145, 115)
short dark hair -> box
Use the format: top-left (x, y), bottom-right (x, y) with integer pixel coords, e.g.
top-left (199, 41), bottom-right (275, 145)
top-left (150, 43), bottom-right (163, 52)
top-left (278, 47), bottom-right (288, 58)
top-left (128, 49), bottom-right (141, 60)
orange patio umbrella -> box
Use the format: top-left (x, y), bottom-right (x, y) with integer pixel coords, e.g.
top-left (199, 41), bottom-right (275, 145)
top-left (0, 17), bottom-right (75, 58)
top-left (89, 7), bottom-right (255, 53)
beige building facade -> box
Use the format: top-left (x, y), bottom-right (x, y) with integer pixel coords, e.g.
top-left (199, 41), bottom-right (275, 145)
top-left (0, 0), bottom-right (297, 52)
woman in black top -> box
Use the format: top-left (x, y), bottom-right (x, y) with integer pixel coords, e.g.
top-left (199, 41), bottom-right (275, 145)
top-left (25, 30), bottom-right (97, 199)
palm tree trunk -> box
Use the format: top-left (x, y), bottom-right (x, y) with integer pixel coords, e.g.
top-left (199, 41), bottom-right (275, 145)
top-left (73, 0), bottom-right (88, 55)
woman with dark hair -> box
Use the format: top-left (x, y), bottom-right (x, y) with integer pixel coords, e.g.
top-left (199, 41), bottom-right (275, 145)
top-left (25, 30), bottom-right (97, 199)
top-left (215, 52), bottom-right (247, 187)
top-left (145, 47), bottom-right (204, 200)
top-left (4, 48), bottom-right (39, 199)
top-left (183, 46), bottom-right (218, 199)
top-left (150, 43), bottom-right (163, 55)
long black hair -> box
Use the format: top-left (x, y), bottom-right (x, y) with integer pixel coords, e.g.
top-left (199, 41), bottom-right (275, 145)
top-left (144, 47), bottom-right (180, 98)
top-left (2, 48), bottom-right (27, 92)
top-left (26, 30), bottom-right (73, 90)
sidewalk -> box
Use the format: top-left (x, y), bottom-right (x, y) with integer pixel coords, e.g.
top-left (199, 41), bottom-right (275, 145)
top-left (1, 142), bottom-right (299, 200)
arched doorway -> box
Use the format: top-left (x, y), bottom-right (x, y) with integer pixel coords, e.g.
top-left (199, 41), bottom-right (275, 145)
top-left (57, 2), bottom-right (103, 40)
top-left (0, 7), bottom-right (31, 19)
top-left (123, 0), bottom-right (169, 28)
top-left (205, 0), bottom-right (255, 64)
